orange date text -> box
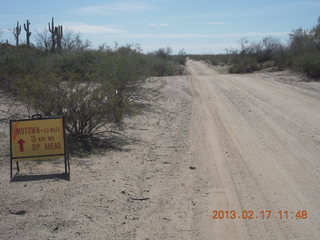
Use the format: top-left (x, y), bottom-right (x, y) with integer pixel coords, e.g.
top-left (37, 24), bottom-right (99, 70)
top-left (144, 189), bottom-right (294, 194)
top-left (211, 210), bottom-right (308, 220)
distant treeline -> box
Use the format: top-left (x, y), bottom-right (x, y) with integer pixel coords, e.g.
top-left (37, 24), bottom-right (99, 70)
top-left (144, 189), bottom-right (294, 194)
top-left (190, 17), bottom-right (320, 80)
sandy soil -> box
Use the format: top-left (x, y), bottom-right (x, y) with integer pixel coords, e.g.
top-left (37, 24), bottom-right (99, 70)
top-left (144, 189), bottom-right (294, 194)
top-left (0, 77), bottom-right (195, 240)
top-left (1, 60), bottom-right (320, 239)
top-left (187, 60), bottom-right (320, 240)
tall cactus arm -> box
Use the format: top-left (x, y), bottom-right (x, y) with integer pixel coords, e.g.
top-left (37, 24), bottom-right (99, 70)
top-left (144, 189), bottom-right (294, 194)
top-left (24, 20), bottom-right (32, 46)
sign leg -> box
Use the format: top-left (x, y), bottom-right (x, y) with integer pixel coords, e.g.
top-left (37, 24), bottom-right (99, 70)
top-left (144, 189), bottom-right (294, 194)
top-left (68, 157), bottom-right (70, 174)
top-left (64, 156), bottom-right (67, 174)
top-left (16, 161), bottom-right (20, 172)
top-left (10, 157), bottom-right (13, 180)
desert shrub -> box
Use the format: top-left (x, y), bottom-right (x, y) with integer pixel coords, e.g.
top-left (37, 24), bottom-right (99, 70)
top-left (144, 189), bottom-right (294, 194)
top-left (259, 37), bottom-right (283, 63)
top-left (260, 60), bottom-right (275, 69)
top-left (311, 20), bottom-right (320, 49)
top-left (171, 49), bottom-right (187, 65)
top-left (15, 74), bottom-right (121, 138)
top-left (175, 56), bottom-right (187, 66)
top-left (0, 44), bottom-right (44, 92)
top-left (147, 57), bottom-right (176, 76)
top-left (289, 28), bottom-right (314, 55)
top-left (0, 42), bottom-right (184, 141)
top-left (0, 22), bottom-right (187, 147)
top-left (51, 50), bottom-right (98, 82)
top-left (294, 51), bottom-right (320, 79)
top-left (208, 58), bottom-right (220, 65)
top-left (153, 47), bottom-right (172, 60)
top-left (229, 57), bottom-right (258, 73)
top-left (190, 17), bottom-right (320, 79)
top-left (35, 29), bottom-right (91, 53)
top-left (171, 55), bottom-right (187, 66)
top-left (93, 46), bottom-right (149, 122)
top-left (62, 31), bottom-right (91, 52)
top-left (0, 18), bottom-right (188, 143)
top-left (147, 48), bottom-right (185, 76)
top-left (0, 42), bottom-right (14, 55)
top-left (0, 45), bottom-right (150, 139)
top-left (273, 46), bottom-right (289, 70)
top-left (150, 58), bottom-right (184, 76)
top-left (228, 37), bottom-right (285, 71)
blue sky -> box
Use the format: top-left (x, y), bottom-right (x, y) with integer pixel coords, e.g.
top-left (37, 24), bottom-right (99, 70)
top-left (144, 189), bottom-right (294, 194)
top-left (0, 0), bottom-right (319, 53)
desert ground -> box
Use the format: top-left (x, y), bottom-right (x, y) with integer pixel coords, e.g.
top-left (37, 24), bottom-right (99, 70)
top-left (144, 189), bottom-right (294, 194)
top-left (0, 60), bottom-right (320, 239)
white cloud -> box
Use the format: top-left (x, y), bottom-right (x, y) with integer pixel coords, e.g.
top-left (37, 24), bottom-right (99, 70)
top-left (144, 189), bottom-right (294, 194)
top-left (63, 22), bottom-right (124, 34)
top-left (1, 29), bottom-right (11, 33)
top-left (149, 23), bottom-right (170, 27)
top-left (198, 22), bottom-right (226, 25)
top-left (122, 32), bottom-right (289, 39)
top-left (78, 2), bottom-right (154, 14)
top-left (215, 32), bottom-right (290, 38)
top-left (125, 33), bottom-right (205, 39)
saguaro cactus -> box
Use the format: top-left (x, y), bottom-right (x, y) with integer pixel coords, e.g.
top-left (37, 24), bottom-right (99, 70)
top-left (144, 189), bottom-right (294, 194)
top-left (55, 25), bottom-right (63, 52)
top-left (48, 17), bottom-right (56, 52)
top-left (24, 20), bottom-right (32, 46)
top-left (13, 21), bottom-right (21, 46)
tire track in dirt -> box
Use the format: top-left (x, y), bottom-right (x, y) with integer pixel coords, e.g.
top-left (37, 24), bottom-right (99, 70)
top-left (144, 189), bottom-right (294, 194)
top-left (187, 60), bottom-right (320, 240)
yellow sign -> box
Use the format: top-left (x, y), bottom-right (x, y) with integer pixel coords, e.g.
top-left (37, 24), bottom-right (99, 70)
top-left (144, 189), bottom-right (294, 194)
top-left (10, 117), bottom-right (65, 161)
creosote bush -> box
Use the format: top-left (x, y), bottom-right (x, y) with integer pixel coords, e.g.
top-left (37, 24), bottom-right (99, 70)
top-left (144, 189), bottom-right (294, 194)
top-left (228, 57), bottom-right (258, 73)
top-left (0, 42), bottom-right (184, 142)
top-left (294, 51), bottom-right (320, 79)
top-left (147, 47), bottom-right (186, 76)
top-left (190, 17), bottom-right (320, 80)
top-left (1, 18), bottom-right (186, 148)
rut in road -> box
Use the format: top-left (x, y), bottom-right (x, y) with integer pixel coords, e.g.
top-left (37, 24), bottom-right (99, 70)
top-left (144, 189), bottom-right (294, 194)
top-left (188, 60), bottom-right (320, 240)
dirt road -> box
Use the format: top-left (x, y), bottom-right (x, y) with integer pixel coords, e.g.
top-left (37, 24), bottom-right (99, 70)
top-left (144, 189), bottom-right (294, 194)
top-left (187, 60), bottom-right (320, 239)
top-left (0, 60), bottom-right (320, 239)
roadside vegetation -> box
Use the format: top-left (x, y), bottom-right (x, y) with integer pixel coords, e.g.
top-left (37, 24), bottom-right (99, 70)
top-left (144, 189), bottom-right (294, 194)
top-left (0, 18), bottom-right (186, 145)
top-left (190, 17), bottom-right (320, 80)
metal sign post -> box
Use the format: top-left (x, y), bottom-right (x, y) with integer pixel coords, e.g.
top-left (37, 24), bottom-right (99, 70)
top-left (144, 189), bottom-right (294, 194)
top-left (9, 115), bottom-right (70, 181)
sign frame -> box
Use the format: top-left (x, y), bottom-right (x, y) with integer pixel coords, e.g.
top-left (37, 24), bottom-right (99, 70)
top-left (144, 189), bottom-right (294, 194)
top-left (9, 115), bottom-right (70, 181)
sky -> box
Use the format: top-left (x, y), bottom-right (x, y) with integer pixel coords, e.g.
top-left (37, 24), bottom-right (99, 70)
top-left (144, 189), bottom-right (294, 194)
top-left (0, 0), bottom-right (319, 54)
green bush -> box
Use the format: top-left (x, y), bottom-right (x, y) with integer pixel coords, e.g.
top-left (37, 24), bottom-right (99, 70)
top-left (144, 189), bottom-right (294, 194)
top-left (54, 51), bottom-right (98, 82)
top-left (229, 57), bottom-right (258, 73)
top-left (191, 17), bottom-right (320, 78)
top-left (146, 47), bottom-right (186, 76)
top-left (0, 44), bottom-right (44, 92)
top-left (294, 51), bottom-right (320, 79)
top-left (172, 49), bottom-right (187, 66)
top-left (148, 57), bottom-right (175, 76)
top-left (0, 45), bottom-right (150, 139)
top-left (0, 44), bottom-right (184, 140)
top-left (16, 75), bottom-right (127, 138)
top-left (147, 56), bottom-right (184, 76)
top-left (0, 36), bottom-right (186, 148)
